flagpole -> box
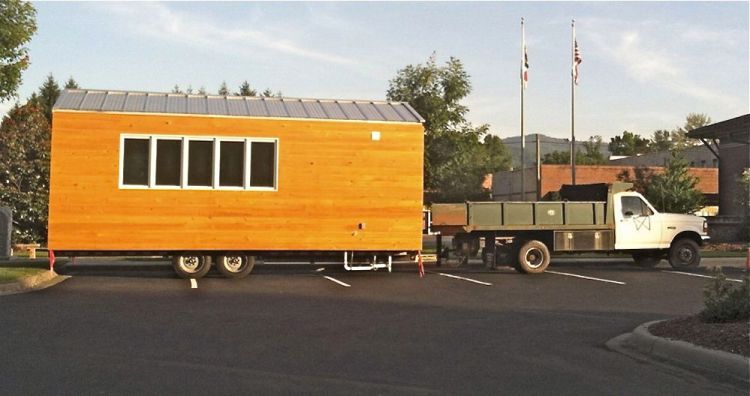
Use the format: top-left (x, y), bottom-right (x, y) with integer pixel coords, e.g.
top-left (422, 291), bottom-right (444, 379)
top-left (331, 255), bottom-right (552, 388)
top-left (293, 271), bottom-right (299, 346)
top-left (570, 19), bottom-right (577, 185)
top-left (520, 17), bottom-right (526, 200)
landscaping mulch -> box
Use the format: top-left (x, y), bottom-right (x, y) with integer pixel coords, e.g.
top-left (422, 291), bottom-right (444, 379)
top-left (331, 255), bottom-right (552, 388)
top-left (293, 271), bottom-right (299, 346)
top-left (649, 316), bottom-right (749, 357)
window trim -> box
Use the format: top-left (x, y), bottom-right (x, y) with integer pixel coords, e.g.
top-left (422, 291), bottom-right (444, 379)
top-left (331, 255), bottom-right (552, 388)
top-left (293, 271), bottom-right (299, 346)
top-left (119, 133), bottom-right (279, 191)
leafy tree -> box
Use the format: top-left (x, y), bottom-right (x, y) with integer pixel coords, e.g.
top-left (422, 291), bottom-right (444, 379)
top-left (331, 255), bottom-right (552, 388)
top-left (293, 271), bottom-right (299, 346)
top-left (0, 0), bottom-right (37, 101)
top-left (649, 129), bottom-right (672, 152)
top-left (644, 152), bottom-right (704, 213)
top-left (28, 74), bottom-right (60, 122)
top-left (237, 81), bottom-right (257, 97)
top-left (0, 103), bottom-right (50, 243)
top-left (671, 113), bottom-right (711, 150)
top-left (64, 77), bottom-right (79, 89)
top-left (616, 166), bottom-right (656, 195)
top-left (542, 150), bottom-right (570, 164)
top-left (171, 84), bottom-right (183, 94)
top-left (542, 136), bottom-right (606, 165)
top-left (386, 54), bottom-right (511, 202)
top-left (218, 81), bottom-right (229, 96)
top-left (608, 131), bottom-right (650, 156)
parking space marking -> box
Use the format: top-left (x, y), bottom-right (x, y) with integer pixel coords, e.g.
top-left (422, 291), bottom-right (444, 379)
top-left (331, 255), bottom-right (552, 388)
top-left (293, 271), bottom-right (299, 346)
top-left (661, 270), bottom-right (742, 283)
top-left (546, 270), bottom-right (625, 285)
top-left (323, 276), bottom-right (351, 288)
top-left (428, 271), bottom-right (492, 286)
top-left (190, 279), bottom-right (198, 289)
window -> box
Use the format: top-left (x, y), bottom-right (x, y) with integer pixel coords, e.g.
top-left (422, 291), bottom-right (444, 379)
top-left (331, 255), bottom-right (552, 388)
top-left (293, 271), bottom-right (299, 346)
top-left (621, 196), bottom-right (652, 217)
top-left (122, 138), bottom-right (149, 185)
top-left (155, 139), bottom-right (182, 186)
top-left (251, 141), bottom-right (276, 188)
top-left (219, 141), bottom-right (245, 187)
top-left (120, 134), bottom-right (277, 191)
top-left (188, 140), bottom-right (214, 187)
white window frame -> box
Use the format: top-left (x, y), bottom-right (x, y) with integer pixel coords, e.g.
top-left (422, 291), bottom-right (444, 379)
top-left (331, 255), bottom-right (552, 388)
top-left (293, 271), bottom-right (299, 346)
top-left (118, 133), bottom-right (279, 192)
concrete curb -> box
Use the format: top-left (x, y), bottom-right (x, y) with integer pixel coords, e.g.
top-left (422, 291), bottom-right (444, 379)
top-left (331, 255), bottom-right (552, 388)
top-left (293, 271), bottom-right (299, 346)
top-left (0, 270), bottom-right (70, 296)
top-left (624, 320), bottom-right (750, 383)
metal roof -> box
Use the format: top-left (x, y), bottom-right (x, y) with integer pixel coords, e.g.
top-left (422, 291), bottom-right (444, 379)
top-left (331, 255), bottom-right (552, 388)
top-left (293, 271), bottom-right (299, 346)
top-left (53, 89), bottom-right (425, 123)
top-left (687, 114), bottom-right (749, 145)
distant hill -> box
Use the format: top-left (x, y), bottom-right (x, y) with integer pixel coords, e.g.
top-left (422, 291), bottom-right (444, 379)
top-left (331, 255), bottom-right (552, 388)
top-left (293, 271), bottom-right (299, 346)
top-left (500, 134), bottom-right (611, 168)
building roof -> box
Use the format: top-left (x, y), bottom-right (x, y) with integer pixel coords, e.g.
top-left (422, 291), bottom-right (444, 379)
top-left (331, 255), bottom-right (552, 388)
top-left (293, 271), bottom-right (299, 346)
top-left (53, 89), bottom-right (425, 124)
top-left (687, 114), bottom-right (749, 144)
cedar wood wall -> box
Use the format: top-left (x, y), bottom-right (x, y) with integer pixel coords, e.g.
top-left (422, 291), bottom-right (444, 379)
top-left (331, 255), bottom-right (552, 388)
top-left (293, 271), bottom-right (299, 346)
top-left (49, 111), bottom-right (424, 251)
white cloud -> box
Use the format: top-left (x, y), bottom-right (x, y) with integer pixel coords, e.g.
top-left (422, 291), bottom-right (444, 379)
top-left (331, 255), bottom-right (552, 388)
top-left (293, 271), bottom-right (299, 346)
top-left (99, 2), bottom-right (360, 67)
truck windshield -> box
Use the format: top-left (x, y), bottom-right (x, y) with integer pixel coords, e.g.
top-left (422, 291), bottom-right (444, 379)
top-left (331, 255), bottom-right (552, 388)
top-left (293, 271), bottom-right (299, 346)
top-left (621, 196), bottom-right (652, 216)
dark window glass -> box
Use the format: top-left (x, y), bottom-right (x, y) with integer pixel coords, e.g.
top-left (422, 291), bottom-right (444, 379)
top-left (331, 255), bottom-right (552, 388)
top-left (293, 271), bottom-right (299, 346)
top-left (219, 141), bottom-right (245, 187)
top-left (622, 196), bottom-right (650, 216)
top-left (123, 138), bottom-right (149, 185)
top-left (155, 139), bottom-right (181, 186)
top-left (188, 140), bottom-right (214, 186)
top-left (250, 142), bottom-right (276, 188)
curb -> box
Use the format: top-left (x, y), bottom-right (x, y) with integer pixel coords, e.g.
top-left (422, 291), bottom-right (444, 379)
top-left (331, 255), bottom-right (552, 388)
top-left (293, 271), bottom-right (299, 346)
top-left (0, 270), bottom-right (70, 296)
top-left (623, 320), bottom-right (749, 383)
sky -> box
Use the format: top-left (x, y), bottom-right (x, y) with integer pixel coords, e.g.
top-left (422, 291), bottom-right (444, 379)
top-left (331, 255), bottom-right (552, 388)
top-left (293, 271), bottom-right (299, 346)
top-left (2, 1), bottom-right (748, 141)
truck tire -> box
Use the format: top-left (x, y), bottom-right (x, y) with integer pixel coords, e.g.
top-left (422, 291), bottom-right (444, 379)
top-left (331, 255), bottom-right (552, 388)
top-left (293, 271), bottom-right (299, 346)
top-left (514, 240), bottom-right (550, 274)
top-left (172, 254), bottom-right (211, 279)
top-left (631, 251), bottom-right (662, 268)
top-left (215, 255), bottom-right (255, 279)
top-left (668, 238), bottom-right (701, 269)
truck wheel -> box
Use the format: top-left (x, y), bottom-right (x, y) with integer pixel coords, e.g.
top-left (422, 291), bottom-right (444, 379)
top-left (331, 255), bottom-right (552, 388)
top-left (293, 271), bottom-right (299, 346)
top-left (172, 255), bottom-right (211, 279)
top-left (631, 251), bottom-right (662, 268)
top-left (668, 238), bottom-right (701, 269)
top-left (515, 240), bottom-right (550, 274)
top-left (215, 255), bottom-right (255, 279)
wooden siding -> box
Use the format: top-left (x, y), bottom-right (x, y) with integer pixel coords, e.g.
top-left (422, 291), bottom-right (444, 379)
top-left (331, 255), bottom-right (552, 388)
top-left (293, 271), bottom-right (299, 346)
top-left (49, 111), bottom-right (424, 251)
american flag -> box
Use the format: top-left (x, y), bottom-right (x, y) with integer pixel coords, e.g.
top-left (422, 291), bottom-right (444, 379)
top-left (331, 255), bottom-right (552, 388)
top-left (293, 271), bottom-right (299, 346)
top-left (573, 40), bottom-right (582, 85)
top-left (522, 45), bottom-right (529, 89)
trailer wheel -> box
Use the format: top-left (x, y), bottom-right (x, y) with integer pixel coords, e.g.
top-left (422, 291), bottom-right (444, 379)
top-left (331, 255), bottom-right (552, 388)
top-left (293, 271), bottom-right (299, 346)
top-left (668, 238), bottom-right (700, 269)
top-left (215, 255), bottom-right (255, 279)
top-left (514, 240), bottom-right (550, 274)
top-left (172, 255), bottom-right (211, 279)
top-left (631, 251), bottom-right (662, 268)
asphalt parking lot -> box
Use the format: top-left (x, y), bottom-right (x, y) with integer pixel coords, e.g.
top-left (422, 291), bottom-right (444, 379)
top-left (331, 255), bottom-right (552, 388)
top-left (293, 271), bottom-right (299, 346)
top-left (1, 257), bottom-right (747, 395)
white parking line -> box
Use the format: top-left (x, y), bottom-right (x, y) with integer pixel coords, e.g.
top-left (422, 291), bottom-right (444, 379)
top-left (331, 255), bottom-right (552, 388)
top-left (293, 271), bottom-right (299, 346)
top-left (661, 270), bottom-right (743, 283)
top-left (428, 271), bottom-right (492, 286)
top-left (323, 276), bottom-right (351, 288)
top-left (190, 279), bottom-right (198, 289)
top-left (546, 270), bottom-right (625, 285)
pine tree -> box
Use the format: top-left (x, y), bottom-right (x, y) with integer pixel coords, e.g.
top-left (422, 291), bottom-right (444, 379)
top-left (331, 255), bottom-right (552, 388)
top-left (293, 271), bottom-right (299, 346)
top-left (171, 85), bottom-right (183, 94)
top-left (218, 81), bottom-right (229, 96)
top-left (29, 74), bottom-right (60, 122)
top-left (237, 81), bottom-right (256, 97)
top-left (64, 77), bottom-right (79, 89)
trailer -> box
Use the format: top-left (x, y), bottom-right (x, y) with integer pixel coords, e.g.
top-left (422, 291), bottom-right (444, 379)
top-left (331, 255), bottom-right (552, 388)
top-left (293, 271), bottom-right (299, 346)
top-left (430, 183), bottom-right (709, 273)
top-left (49, 89), bottom-right (425, 278)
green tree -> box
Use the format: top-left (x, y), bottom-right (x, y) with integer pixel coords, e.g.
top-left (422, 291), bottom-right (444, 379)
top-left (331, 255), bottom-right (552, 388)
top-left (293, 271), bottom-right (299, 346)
top-left (171, 84), bottom-right (183, 94)
top-left (386, 54), bottom-right (510, 202)
top-left (542, 150), bottom-right (570, 164)
top-left (649, 129), bottom-right (672, 152)
top-left (0, 103), bottom-right (50, 243)
top-left (218, 81), bottom-right (229, 96)
top-left (237, 81), bottom-right (257, 97)
top-left (616, 166), bottom-right (656, 195)
top-left (578, 135), bottom-right (607, 165)
top-left (671, 113), bottom-right (711, 150)
top-left (64, 77), bottom-right (79, 89)
top-left (0, 0), bottom-right (37, 101)
top-left (197, 86), bottom-right (206, 95)
top-left (645, 152), bottom-right (704, 213)
top-left (261, 88), bottom-right (274, 98)
top-left (608, 131), bottom-right (650, 156)
top-left (28, 74), bottom-right (60, 122)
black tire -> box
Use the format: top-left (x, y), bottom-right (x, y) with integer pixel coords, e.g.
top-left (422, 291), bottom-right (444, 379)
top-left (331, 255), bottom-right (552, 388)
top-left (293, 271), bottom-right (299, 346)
top-left (668, 238), bottom-right (701, 269)
top-left (631, 251), bottom-right (662, 268)
top-left (514, 240), bottom-right (551, 274)
top-left (215, 255), bottom-right (255, 279)
top-left (172, 254), bottom-right (211, 279)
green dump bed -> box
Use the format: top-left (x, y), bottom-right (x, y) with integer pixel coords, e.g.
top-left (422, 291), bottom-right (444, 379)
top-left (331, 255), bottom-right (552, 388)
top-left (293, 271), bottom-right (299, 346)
top-left (431, 201), bottom-right (609, 231)
top-left (430, 183), bottom-right (630, 232)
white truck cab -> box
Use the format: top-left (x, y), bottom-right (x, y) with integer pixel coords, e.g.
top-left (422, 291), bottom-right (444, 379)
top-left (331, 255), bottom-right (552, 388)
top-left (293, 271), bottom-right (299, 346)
top-left (613, 191), bottom-right (709, 268)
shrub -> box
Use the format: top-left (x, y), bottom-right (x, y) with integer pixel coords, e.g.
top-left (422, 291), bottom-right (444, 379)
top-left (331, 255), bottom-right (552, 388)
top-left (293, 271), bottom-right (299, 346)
top-left (700, 268), bottom-right (750, 323)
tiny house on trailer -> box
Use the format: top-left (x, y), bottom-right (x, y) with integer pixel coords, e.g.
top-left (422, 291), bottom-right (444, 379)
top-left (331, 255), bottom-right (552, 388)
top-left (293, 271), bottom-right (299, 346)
top-left (49, 89), bottom-right (425, 278)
